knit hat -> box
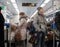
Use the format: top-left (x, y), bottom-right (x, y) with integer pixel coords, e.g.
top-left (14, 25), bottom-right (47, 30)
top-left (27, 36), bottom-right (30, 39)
top-left (0, 7), bottom-right (2, 10)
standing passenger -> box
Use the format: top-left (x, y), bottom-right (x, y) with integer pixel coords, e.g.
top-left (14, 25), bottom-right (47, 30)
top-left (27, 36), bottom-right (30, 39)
top-left (19, 12), bottom-right (27, 47)
top-left (33, 7), bottom-right (46, 47)
top-left (0, 7), bottom-right (5, 47)
top-left (55, 11), bottom-right (60, 47)
top-left (27, 19), bottom-right (37, 47)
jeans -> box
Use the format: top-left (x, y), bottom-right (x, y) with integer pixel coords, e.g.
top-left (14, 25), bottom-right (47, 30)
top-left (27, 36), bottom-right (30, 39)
top-left (37, 31), bottom-right (45, 47)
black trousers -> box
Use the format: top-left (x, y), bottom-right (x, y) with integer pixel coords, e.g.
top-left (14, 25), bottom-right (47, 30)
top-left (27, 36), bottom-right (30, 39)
top-left (0, 30), bottom-right (4, 47)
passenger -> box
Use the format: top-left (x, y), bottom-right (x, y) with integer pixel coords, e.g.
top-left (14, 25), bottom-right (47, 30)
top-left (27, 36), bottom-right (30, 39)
top-left (0, 7), bottom-right (5, 47)
top-left (27, 19), bottom-right (35, 35)
top-left (11, 25), bottom-right (17, 47)
top-left (19, 12), bottom-right (28, 20)
top-left (50, 18), bottom-right (56, 30)
top-left (33, 7), bottom-right (47, 47)
top-left (11, 25), bottom-right (16, 40)
top-left (55, 11), bottom-right (60, 47)
top-left (15, 12), bottom-right (27, 47)
top-left (46, 31), bottom-right (53, 47)
top-left (45, 24), bottom-right (53, 47)
top-left (50, 18), bottom-right (57, 47)
top-left (27, 19), bottom-right (37, 47)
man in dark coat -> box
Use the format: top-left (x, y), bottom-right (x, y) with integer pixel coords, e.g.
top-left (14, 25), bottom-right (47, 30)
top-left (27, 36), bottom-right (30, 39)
top-left (0, 7), bottom-right (5, 47)
top-left (55, 11), bottom-right (60, 47)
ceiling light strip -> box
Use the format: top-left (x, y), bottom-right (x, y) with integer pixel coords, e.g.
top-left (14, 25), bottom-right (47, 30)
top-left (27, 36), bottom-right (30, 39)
top-left (31, 10), bottom-right (38, 18)
top-left (13, 3), bottom-right (18, 9)
top-left (44, 0), bottom-right (50, 3)
top-left (11, 0), bottom-right (19, 13)
top-left (11, 0), bottom-right (16, 3)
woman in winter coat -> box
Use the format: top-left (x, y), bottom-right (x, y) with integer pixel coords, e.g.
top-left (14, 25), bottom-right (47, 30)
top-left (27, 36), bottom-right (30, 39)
top-left (17, 12), bottom-right (28, 47)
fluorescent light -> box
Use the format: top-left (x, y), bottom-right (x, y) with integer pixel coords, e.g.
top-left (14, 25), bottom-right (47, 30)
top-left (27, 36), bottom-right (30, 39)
top-left (32, 10), bottom-right (37, 16)
top-left (13, 3), bottom-right (18, 8)
top-left (31, 10), bottom-right (38, 18)
top-left (11, 0), bottom-right (19, 13)
top-left (11, 0), bottom-right (16, 3)
top-left (44, 0), bottom-right (50, 3)
top-left (16, 8), bottom-right (19, 13)
top-left (12, 3), bottom-right (19, 13)
top-left (7, 2), bottom-right (10, 4)
top-left (40, 0), bottom-right (50, 7)
top-left (40, 3), bottom-right (46, 7)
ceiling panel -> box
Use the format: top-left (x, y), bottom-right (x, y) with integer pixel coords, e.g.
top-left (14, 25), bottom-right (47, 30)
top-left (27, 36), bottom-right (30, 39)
top-left (44, 0), bottom-right (53, 11)
top-left (16, 0), bottom-right (42, 3)
top-left (0, 0), bottom-right (17, 15)
top-left (16, 0), bottom-right (44, 16)
top-left (0, 0), bottom-right (45, 16)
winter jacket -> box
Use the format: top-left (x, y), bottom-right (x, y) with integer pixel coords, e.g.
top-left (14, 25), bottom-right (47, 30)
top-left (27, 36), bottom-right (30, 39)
top-left (33, 13), bottom-right (46, 32)
top-left (19, 17), bottom-right (27, 40)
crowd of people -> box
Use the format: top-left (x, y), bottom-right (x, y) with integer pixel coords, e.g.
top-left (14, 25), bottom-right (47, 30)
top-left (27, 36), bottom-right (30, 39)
top-left (9, 7), bottom-right (60, 47)
top-left (0, 6), bottom-right (60, 47)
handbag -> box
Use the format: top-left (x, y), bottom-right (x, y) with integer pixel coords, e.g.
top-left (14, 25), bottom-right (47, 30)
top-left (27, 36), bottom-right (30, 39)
top-left (29, 35), bottom-right (37, 44)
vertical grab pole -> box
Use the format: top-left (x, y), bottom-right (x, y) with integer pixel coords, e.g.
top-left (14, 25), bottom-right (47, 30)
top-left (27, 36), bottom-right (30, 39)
top-left (9, 19), bottom-right (11, 47)
top-left (52, 0), bottom-right (55, 47)
top-left (4, 26), bottom-right (7, 47)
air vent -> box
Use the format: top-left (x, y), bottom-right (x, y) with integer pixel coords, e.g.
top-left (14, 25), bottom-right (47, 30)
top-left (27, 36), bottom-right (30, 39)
top-left (22, 3), bottom-right (37, 7)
